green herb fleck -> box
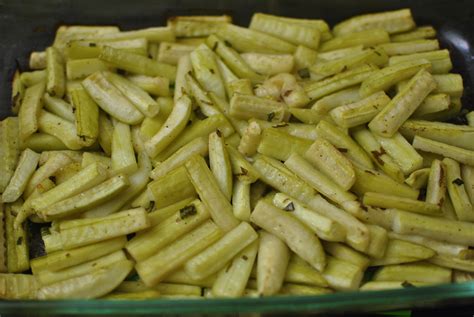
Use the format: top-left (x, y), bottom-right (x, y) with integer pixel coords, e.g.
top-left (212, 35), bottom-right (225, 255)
top-left (298, 68), bottom-right (310, 79)
top-left (267, 112), bottom-right (275, 122)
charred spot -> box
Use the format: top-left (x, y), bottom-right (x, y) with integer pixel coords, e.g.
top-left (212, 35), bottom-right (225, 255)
top-left (216, 129), bottom-right (222, 137)
top-left (193, 107), bottom-right (207, 120)
top-left (48, 176), bottom-right (56, 183)
top-left (371, 148), bottom-right (386, 166)
top-left (237, 167), bottom-right (249, 177)
top-left (297, 68), bottom-right (310, 79)
top-left (365, 170), bottom-right (376, 176)
top-left (242, 255), bottom-right (248, 261)
top-left (272, 123), bottom-right (289, 128)
top-left (283, 202), bottom-right (295, 212)
top-left (146, 201), bottom-right (155, 213)
top-left (209, 68), bottom-right (215, 74)
top-left (452, 178), bottom-right (464, 186)
top-left (116, 69), bottom-right (127, 75)
top-left (180, 205), bottom-right (197, 219)
top-left (89, 42), bottom-right (97, 47)
top-left (337, 148), bottom-right (348, 153)
top-left (402, 281), bottom-right (416, 288)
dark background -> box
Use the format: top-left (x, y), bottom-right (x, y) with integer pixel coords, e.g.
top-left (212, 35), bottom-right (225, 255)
top-left (1, 0), bottom-right (474, 119)
top-left (0, 0), bottom-right (473, 315)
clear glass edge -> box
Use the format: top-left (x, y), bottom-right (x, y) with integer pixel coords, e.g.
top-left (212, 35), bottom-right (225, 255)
top-left (1, 281), bottom-right (473, 315)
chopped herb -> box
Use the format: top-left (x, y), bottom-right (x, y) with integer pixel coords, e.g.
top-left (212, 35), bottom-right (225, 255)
top-left (401, 281), bottom-right (416, 288)
top-left (180, 205), bottom-right (197, 219)
top-left (267, 112), bottom-right (275, 122)
top-left (452, 178), bottom-right (464, 186)
top-left (284, 202), bottom-right (295, 212)
top-left (16, 237), bottom-right (23, 245)
top-left (298, 68), bottom-right (310, 79)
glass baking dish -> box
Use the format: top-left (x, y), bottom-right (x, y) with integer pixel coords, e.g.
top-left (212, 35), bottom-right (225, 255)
top-left (0, 0), bottom-right (473, 314)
